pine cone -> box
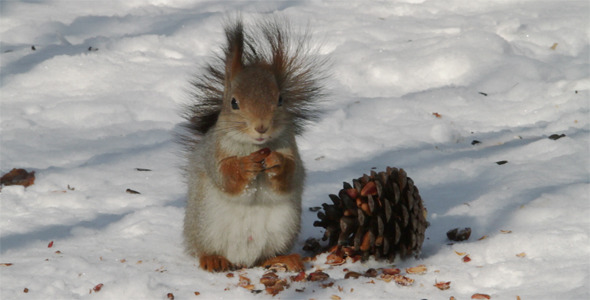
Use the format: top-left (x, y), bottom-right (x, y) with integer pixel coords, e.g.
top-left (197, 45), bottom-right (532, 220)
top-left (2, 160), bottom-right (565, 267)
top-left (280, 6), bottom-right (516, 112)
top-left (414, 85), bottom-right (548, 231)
top-left (313, 167), bottom-right (428, 261)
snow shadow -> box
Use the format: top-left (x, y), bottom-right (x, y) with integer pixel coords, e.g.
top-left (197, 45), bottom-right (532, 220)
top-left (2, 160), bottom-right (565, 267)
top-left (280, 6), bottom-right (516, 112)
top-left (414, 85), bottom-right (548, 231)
top-left (0, 213), bottom-right (127, 254)
top-left (0, 1), bottom-right (300, 86)
top-left (0, 10), bottom-right (207, 84)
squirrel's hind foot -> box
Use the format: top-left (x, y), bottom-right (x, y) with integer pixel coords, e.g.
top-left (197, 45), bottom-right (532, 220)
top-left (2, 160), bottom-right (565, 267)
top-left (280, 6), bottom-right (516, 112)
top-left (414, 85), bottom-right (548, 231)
top-left (261, 253), bottom-right (304, 272)
top-left (199, 254), bottom-right (238, 272)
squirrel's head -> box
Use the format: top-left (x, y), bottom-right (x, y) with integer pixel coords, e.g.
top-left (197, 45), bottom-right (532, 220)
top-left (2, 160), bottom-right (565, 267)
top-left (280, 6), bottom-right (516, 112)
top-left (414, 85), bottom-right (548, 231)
top-left (220, 64), bottom-right (286, 145)
top-left (218, 23), bottom-right (287, 145)
top-left (182, 18), bottom-right (324, 145)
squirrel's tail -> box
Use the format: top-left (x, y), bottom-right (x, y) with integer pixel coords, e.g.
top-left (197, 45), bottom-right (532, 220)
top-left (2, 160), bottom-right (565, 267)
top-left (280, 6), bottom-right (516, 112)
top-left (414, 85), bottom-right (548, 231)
top-left (180, 16), bottom-right (329, 147)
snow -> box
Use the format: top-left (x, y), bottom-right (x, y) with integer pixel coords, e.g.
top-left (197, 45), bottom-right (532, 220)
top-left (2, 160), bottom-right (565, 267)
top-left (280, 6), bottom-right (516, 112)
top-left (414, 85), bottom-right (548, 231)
top-left (1, 0), bottom-right (589, 299)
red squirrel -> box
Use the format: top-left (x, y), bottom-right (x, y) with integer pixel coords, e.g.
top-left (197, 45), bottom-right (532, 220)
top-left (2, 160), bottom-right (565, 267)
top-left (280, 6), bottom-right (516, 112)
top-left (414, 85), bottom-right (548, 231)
top-left (180, 17), bottom-right (327, 272)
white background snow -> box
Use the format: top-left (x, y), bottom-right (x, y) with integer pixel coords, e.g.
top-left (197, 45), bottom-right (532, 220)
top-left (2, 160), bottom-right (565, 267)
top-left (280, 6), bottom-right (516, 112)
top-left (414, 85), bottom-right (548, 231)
top-left (1, 0), bottom-right (589, 299)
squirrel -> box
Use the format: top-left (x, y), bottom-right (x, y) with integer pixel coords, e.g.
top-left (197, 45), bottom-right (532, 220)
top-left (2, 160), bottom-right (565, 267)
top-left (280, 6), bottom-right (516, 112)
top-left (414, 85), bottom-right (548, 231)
top-left (180, 17), bottom-right (327, 272)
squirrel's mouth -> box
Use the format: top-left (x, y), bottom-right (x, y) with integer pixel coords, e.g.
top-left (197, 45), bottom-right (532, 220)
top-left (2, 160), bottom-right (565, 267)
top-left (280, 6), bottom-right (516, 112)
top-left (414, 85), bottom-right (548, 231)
top-left (253, 137), bottom-right (267, 144)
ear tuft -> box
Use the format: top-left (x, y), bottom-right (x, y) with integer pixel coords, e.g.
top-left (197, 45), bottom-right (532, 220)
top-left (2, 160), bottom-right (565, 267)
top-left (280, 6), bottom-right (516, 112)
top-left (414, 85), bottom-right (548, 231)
top-left (225, 21), bottom-right (244, 81)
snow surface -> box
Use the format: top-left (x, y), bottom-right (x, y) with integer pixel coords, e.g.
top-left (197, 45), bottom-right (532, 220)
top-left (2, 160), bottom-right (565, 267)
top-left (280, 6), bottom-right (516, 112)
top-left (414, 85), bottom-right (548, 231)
top-left (1, 0), bottom-right (589, 299)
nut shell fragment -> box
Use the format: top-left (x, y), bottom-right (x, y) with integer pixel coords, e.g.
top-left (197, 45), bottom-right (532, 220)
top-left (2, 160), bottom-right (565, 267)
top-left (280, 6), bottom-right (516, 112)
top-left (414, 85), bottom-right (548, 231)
top-left (238, 275), bottom-right (253, 290)
top-left (382, 268), bottom-right (401, 275)
top-left (344, 271), bottom-right (361, 279)
top-left (326, 253), bottom-right (346, 266)
top-left (363, 268), bottom-right (378, 278)
top-left (260, 272), bottom-right (279, 287)
top-left (93, 283), bottom-right (104, 293)
top-left (392, 275), bottom-right (414, 286)
top-left (265, 278), bottom-right (289, 296)
top-left (405, 264), bottom-right (427, 275)
top-left (307, 271), bottom-right (330, 282)
top-left (434, 281), bottom-right (451, 290)
top-left (290, 271), bottom-right (306, 282)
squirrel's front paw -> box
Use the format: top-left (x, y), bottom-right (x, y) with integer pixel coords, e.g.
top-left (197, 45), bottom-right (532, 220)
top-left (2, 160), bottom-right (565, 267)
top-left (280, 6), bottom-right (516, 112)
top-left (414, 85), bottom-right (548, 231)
top-left (263, 151), bottom-right (285, 175)
top-left (239, 148), bottom-right (271, 177)
top-left (262, 151), bottom-right (296, 193)
top-left (199, 254), bottom-right (236, 272)
top-left (219, 148), bottom-right (271, 194)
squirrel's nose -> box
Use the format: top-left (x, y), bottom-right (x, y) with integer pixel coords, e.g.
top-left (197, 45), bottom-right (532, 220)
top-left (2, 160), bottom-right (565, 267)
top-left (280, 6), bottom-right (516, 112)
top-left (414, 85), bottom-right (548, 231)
top-left (255, 125), bottom-right (268, 134)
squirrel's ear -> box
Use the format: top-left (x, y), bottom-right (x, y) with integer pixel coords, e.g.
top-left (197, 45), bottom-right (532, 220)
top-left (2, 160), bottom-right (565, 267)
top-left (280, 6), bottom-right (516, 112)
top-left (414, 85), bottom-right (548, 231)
top-left (226, 22), bottom-right (244, 82)
top-left (229, 46), bottom-right (243, 81)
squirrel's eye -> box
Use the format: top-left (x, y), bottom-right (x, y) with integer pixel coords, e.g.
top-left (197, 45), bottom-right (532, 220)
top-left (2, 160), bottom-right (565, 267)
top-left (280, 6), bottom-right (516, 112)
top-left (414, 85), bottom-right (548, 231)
top-left (278, 96), bottom-right (283, 107)
top-left (231, 98), bottom-right (239, 110)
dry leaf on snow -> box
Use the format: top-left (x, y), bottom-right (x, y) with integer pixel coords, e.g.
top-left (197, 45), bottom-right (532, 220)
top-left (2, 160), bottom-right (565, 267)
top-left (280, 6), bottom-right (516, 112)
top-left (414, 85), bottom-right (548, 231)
top-left (92, 283), bottom-right (103, 293)
top-left (0, 168), bottom-right (35, 187)
top-left (478, 235), bottom-right (488, 241)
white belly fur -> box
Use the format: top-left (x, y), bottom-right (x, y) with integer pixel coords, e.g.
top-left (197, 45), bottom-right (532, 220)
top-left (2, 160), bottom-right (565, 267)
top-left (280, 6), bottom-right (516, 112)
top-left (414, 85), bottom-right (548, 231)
top-left (199, 175), bottom-right (300, 266)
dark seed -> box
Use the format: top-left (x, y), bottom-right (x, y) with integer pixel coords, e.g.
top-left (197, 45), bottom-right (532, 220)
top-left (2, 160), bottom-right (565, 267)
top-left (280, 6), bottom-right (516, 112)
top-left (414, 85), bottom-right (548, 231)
top-left (303, 238), bottom-right (321, 253)
top-left (548, 134), bottom-right (566, 140)
top-left (446, 227), bottom-right (471, 241)
top-left (345, 271), bottom-right (361, 279)
top-left (307, 271), bottom-right (330, 281)
top-left (363, 268), bottom-right (378, 278)
top-left (126, 188), bottom-right (140, 194)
